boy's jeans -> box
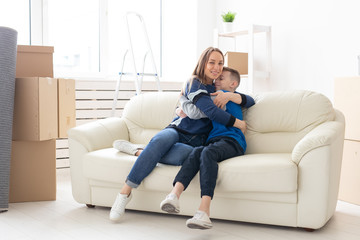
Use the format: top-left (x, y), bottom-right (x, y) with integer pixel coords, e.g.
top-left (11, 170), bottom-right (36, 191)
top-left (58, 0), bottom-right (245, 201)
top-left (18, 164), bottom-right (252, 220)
top-left (173, 136), bottom-right (244, 198)
top-left (126, 127), bottom-right (207, 188)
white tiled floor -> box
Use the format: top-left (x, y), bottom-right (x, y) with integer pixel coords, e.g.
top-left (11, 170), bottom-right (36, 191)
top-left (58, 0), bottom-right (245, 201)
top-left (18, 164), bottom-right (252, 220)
top-left (1, 168), bottom-right (360, 240)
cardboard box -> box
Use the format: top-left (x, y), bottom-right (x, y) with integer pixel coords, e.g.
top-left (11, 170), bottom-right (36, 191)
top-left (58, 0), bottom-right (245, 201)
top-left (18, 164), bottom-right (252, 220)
top-left (338, 139), bottom-right (360, 205)
top-left (12, 77), bottom-right (58, 141)
top-left (16, 45), bottom-right (54, 78)
top-left (9, 140), bottom-right (56, 202)
top-left (58, 78), bottom-right (76, 138)
top-left (334, 77), bottom-right (360, 141)
top-left (224, 52), bottom-right (248, 75)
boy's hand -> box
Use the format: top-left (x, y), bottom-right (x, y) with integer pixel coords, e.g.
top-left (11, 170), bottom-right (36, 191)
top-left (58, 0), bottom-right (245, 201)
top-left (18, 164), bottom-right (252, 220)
top-left (211, 91), bottom-right (230, 109)
top-left (175, 107), bottom-right (187, 118)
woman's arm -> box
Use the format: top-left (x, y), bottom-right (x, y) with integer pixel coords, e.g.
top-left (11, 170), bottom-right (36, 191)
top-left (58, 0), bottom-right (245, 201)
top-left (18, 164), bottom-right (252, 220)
top-left (187, 94), bottom-right (247, 133)
top-left (233, 118), bottom-right (247, 134)
top-left (192, 93), bottom-right (236, 127)
top-left (211, 92), bottom-right (255, 109)
top-left (179, 95), bottom-right (207, 119)
top-left (186, 78), bottom-right (238, 128)
top-left (241, 93), bottom-right (255, 108)
top-left (211, 91), bottom-right (241, 108)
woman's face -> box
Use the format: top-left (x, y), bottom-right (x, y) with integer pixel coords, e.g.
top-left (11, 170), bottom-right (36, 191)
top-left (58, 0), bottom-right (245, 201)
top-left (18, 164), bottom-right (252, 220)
top-left (204, 51), bottom-right (224, 84)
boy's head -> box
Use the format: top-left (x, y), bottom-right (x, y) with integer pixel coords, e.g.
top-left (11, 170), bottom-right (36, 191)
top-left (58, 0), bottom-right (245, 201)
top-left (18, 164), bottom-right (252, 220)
top-left (215, 67), bottom-right (240, 92)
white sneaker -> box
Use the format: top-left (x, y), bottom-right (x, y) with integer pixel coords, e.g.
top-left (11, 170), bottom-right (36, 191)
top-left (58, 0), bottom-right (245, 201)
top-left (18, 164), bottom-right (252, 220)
top-left (160, 193), bottom-right (180, 213)
top-left (109, 193), bottom-right (132, 222)
top-left (113, 140), bottom-right (145, 155)
top-left (186, 211), bottom-right (213, 229)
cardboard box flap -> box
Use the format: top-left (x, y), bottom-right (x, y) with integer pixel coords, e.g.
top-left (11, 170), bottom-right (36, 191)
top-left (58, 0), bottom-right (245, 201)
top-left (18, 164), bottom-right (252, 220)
top-left (17, 45), bottom-right (54, 54)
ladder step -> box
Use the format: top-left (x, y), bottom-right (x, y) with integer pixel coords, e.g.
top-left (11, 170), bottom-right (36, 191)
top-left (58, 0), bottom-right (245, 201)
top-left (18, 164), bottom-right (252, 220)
top-left (112, 12), bottom-right (161, 118)
top-left (119, 72), bottom-right (158, 76)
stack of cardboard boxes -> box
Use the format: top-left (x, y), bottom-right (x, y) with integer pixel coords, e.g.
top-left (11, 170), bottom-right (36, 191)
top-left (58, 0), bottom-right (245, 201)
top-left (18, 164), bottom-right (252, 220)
top-left (9, 45), bottom-right (75, 202)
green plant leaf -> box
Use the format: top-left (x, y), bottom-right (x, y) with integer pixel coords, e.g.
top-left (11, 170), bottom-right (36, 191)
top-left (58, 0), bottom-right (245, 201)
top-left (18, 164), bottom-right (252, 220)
top-left (221, 11), bottom-right (236, 22)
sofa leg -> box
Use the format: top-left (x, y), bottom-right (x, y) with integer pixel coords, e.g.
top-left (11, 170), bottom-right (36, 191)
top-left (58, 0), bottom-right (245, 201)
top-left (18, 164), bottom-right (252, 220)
top-left (303, 228), bottom-right (315, 232)
top-left (86, 204), bottom-right (95, 208)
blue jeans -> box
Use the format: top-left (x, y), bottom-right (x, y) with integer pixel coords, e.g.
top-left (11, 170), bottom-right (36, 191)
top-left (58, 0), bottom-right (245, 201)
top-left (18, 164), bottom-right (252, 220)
top-left (173, 136), bottom-right (244, 199)
top-left (126, 127), bottom-right (208, 188)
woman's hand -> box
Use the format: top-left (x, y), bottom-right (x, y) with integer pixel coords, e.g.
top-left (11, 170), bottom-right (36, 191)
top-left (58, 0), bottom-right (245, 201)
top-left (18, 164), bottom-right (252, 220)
top-left (211, 91), bottom-right (230, 109)
top-left (233, 119), bottom-right (247, 134)
top-left (211, 91), bottom-right (243, 109)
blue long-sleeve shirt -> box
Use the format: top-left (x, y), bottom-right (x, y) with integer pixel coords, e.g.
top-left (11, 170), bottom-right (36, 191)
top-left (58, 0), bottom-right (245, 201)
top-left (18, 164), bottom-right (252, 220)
top-left (207, 90), bottom-right (255, 152)
top-left (169, 78), bottom-right (235, 135)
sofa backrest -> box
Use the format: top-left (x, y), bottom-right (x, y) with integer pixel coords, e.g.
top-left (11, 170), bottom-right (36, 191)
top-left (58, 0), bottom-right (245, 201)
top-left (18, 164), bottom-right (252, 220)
top-left (122, 90), bottom-right (335, 152)
top-left (122, 92), bottom-right (180, 144)
top-left (244, 90), bottom-right (335, 154)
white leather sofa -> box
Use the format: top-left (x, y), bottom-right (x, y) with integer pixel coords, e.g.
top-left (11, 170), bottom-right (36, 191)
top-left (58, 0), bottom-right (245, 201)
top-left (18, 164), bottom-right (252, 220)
top-left (68, 90), bottom-right (345, 230)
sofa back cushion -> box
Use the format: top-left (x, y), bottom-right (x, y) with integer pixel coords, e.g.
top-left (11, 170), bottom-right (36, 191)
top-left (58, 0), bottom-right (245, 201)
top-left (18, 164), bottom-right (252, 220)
top-left (122, 90), bottom-right (335, 152)
top-left (245, 90), bottom-right (335, 154)
top-left (122, 92), bottom-right (179, 144)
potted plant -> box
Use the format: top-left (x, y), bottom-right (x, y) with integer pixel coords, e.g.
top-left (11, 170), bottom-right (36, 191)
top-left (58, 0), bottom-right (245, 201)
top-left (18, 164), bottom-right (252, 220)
top-left (221, 11), bottom-right (236, 33)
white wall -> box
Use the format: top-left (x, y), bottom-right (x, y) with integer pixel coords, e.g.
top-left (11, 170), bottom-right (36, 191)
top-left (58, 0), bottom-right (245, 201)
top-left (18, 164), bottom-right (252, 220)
top-left (196, 0), bottom-right (216, 58)
top-left (161, 0), bottom-right (198, 83)
top-left (196, 0), bottom-right (360, 101)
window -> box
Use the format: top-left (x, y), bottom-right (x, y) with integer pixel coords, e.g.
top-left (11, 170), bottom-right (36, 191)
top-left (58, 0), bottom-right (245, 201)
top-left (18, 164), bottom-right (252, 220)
top-left (0, 0), bottom-right (197, 82)
top-left (45, 0), bottom-right (161, 79)
top-left (0, 0), bottom-right (30, 45)
top-left (107, 0), bottom-right (161, 80)
top-left (47, 0), bottom-right (100, 75)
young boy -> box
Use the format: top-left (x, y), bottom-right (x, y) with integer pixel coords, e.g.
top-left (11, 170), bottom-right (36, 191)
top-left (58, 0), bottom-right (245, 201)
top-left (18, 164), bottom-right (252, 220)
top-left (160, 67), bottom-right (255, 229)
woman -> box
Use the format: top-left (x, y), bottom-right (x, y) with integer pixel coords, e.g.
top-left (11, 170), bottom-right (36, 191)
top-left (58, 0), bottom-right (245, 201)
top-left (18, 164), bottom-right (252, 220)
top-left (110, 47), bottom-right (246, 222)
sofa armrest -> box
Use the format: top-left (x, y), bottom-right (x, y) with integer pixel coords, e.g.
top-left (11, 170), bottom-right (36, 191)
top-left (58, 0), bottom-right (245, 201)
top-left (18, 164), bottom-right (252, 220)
top-left (68, 117), bottom-right (129, 152)
top-left (291, 120), bottom-right (344, 165)
top-left (68, 117), bottom-right (128, 205)
top-left (293, 111), bottom-right (345, 229)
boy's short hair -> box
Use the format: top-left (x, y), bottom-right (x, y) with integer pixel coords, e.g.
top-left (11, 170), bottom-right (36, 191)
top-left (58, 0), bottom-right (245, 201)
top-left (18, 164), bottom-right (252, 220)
top-left (223, 66), bottom-right (240, 87)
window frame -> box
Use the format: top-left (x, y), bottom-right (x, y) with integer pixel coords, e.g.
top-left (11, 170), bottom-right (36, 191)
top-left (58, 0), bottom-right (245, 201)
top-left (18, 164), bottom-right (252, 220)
top-left (29, 0), bottom-right (162, 81)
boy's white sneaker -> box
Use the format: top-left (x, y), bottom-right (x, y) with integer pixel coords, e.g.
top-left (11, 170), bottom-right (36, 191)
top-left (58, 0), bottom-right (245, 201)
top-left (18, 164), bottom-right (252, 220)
top-left (109, 193), bottom-right (132, 222)
top-left (160, 193), bottom-right (180, 213)
top-left (113, 140), bottom-right (145, 155)
top-left (186, 211), bottom-right (213, 229)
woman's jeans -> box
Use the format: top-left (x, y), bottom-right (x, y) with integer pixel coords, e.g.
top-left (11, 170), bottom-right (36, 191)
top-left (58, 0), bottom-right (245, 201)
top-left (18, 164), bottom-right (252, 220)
top-left (173, 136), bottom-right (244, 199)
top-left (126, 127), bottom-right (208, 188)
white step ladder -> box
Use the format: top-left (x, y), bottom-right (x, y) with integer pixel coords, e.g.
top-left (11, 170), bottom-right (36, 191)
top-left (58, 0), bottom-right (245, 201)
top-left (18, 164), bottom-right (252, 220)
top-left (111, 12), bottom-right (161, 117)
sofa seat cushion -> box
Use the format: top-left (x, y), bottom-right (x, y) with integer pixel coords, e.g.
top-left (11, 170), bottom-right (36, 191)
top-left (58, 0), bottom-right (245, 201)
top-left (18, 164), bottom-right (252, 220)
top-left (83, 149), bottom-right (297, 194)
top-left (83, 148), bottom-right (138, 183)
top-left (144, 153), bottom-right (297, 194)
top-left (216, 153), bottom-right (298, 193)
